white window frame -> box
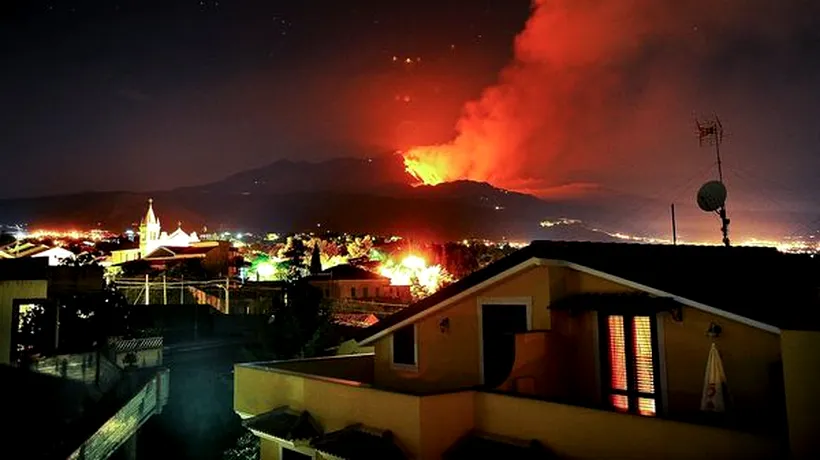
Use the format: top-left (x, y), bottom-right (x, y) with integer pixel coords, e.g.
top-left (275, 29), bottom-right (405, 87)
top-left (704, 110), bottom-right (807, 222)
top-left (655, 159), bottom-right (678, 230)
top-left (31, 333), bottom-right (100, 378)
top-left (389, 323), bottom-right (419, 371)
top-left (477, 296), bottom-right (533, 385)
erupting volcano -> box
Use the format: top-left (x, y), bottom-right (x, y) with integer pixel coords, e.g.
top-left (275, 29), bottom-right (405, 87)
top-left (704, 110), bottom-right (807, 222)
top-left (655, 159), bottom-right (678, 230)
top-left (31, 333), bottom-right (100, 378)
top-left (400, 0), bottom-right (814, 198)
top-left (401, 0), bottom-right (639, 193)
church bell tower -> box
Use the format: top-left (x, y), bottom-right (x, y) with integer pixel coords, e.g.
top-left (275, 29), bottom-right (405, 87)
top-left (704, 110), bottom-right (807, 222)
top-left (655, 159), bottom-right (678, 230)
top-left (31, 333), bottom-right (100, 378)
top-left (139, 198), bottom-right (161, 256)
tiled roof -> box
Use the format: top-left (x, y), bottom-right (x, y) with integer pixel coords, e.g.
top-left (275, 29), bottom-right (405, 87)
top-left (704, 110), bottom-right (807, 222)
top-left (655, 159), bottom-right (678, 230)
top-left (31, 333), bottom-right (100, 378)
top-left (243, 406), bottom-right (322, 444)
top-left (307, 264), bottom-right (388, 281)
top-left (358, 241), bottom-right (820, 342)
top-left (333, 313), bottom-right (380, 328)
top-left (311, 425), bottom-right (406, 460)
top-left (443, 431), bottom-right (554, 459)
top-left (143, 245), bottom-right (215, 259)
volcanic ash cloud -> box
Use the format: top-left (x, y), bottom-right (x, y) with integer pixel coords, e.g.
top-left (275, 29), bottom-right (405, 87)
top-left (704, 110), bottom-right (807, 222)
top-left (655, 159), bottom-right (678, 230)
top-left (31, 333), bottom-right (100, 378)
top-left (403, 0), bottom-right (816, 197)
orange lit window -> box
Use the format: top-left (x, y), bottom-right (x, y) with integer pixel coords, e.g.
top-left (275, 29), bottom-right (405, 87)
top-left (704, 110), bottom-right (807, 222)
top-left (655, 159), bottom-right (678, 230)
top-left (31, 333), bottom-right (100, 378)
top-left (608, 316), bottom-right (628, 391)
top-left (602, 314), bottom-right (659, 416)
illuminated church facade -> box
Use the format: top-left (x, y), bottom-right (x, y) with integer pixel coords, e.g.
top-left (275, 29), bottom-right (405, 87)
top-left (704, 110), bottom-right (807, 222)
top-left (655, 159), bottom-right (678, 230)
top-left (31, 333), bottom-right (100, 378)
top-left (110, 199), bottom-right (202, 265)
top-left (139, 198), bottom-right (200, 257)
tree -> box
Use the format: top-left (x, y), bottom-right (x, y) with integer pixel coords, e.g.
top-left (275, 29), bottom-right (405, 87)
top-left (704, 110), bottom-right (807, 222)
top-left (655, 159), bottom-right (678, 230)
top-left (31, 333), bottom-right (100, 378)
top-left (278, 237), bottom-right (308, 281)
top-left (60, 251), bottom-right (99, 267)
top-left (123, 352), bottom-right (138, 368)
top-left (346, 235), bottom-right (373, 260)
top-left (309, 242), bottom-right (322, 274)
top-left (0, 232), bottom-right (15, 246)
top-left (257, 282), bottom-right (336, 360)
top-left (222, 432), bottom-right (259, 460)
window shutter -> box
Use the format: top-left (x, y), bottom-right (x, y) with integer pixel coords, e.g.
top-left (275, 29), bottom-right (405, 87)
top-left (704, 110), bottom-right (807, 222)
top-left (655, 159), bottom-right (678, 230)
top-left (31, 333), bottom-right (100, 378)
top-left (604, 314), bottom-right (659, 416)
top-left (633, 316), bottom-right (656, 415)
top-left (607, 316), bottom-right (629, 411)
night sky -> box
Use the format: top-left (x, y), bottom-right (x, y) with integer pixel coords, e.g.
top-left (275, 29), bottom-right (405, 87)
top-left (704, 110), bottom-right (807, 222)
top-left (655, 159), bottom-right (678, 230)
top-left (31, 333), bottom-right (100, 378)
top-left (2, 0), bottom-right (819, 227)
top-left (1, 0), bottom-right (529, 197)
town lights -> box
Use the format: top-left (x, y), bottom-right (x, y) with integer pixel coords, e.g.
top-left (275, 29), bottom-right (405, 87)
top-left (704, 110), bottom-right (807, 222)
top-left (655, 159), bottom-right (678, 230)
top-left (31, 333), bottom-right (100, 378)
top-left (256, 262), bottom-right (276, 279)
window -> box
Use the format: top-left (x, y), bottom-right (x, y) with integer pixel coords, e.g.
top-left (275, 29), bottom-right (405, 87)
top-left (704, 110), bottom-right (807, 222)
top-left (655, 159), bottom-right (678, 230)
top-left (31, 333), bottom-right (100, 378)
top-left (601, 314), bottom-right (660, 416)
top-left (363, 286), bottom-right (369, 298)
top-left (351, 287), bottom-right (356, 298)
top-left (392, 325), bottom-right (417, 367)
top-left (281, 446), bottom-right (312, 459)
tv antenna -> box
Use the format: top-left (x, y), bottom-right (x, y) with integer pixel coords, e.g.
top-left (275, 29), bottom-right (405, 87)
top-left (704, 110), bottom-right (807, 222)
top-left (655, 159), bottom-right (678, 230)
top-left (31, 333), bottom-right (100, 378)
top-left (695, 114), bottom-right (730, 247)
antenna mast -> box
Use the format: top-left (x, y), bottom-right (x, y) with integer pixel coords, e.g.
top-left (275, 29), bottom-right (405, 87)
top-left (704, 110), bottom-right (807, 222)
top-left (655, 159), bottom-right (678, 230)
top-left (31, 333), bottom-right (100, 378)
top-left (696, 115), bottom-right (730, 247)
top-left (697, 115), bottom-right (725, 182)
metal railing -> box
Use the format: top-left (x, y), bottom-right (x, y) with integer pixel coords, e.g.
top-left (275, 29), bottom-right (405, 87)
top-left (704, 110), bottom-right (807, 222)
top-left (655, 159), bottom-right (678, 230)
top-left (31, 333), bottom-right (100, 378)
top-left (31, 351), bottom-right (122, 393)
top-left (68, 368), bottom-right (170, 460)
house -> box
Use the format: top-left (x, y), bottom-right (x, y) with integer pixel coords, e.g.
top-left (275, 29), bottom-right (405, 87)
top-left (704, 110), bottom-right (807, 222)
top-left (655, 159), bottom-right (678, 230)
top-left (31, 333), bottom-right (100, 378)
top-left (1, 259), bottom-right (106, 365)
top-left (30, 246), bottom-right (76, 266)
top-left (307, 264), bottom-right (412, 303)
top-left (233, 241), bottom-right (820, 459)
top-left (139, 241), bottom-right (238, 277)
top-left (1, 258), bottom-right (170, 459)
top-left (137, 198), bottom-right (201, 257)
top-left (0, 241), bottom-right (75, 266)
top-left (110, 198), bottom-right (203, 264)
top-left (0, 259), bottom-right (49, 365)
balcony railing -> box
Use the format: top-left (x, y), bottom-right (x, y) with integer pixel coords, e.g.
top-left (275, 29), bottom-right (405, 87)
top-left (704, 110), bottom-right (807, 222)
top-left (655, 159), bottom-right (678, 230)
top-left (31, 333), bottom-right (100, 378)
top-left (31, 351), bottom-right (122, 393)
top-left (236, 355), bottom-right (784, 460)
top-left (68, 368), bottom-right (170, 460)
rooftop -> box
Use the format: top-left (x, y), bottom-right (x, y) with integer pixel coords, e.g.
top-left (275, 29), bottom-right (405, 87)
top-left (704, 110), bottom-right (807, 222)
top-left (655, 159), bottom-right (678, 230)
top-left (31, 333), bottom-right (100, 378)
top-left (444, 431), bottom-right (554, 459)
top-left (311, 425), bottom-right (406, 460)
top-left (358, 241), bottom-right (820, 341)
top-left (243, 406), bottom-right (322, 444)
top-left (307, 263), bottom-right (389, 281)
top-left (144, 245), bottom-right (216, 259)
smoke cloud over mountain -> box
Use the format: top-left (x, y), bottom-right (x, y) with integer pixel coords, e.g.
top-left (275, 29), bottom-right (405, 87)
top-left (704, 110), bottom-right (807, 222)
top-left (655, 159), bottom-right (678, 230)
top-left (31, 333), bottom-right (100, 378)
top-left (403, 0), bottom-right (820, 199)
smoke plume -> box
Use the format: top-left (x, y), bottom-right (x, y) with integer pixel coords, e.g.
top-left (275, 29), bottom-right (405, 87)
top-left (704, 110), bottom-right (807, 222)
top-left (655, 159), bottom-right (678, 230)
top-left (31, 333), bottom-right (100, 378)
top-left (403, 0), bottom-right (819, 198)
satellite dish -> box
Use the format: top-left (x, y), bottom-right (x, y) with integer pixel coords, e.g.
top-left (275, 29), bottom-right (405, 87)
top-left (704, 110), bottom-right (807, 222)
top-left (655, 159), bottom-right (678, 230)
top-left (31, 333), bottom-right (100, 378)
top-left (696, 181), bottom-right (727, 212)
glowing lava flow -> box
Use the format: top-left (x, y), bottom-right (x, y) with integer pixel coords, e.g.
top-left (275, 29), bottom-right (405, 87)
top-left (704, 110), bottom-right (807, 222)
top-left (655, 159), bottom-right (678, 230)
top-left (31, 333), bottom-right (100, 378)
top-left (402, 147), bottom-right (452, 185)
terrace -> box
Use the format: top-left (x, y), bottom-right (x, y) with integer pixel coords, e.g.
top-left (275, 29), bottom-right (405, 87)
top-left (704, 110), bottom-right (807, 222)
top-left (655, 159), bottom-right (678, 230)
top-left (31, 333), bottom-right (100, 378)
top-left (234, 354), bottom-right (783, 459)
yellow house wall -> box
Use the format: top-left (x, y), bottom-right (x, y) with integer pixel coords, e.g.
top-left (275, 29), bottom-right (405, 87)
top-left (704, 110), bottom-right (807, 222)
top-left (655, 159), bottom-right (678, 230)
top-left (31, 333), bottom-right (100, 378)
top-left (498, 331), bottom-right (549, 395)
top-left (235, 365), bottom-right (423, 458)
top-left (373, 265), bottom-right (635, 394)
top-left (475, 391), bottom-right (781, 460)
top-left (259, 437), bottom-right (280, 460)
top-left (661, 307), bottom-right (783, 428)
top-left (418, 390), bottom-right (476, 459)
top-left (0, 280), bottom-right (49, 365)
top-left (369, 261), bottom-right (785, 435)
top-left (779, 330), bottom-right (820, 459)
top-left (111, 249), bottom-right (140, 265)
top-left (374, 264), bottom-right (552, 393)
top-left (566, 269), bottom-right (637, 297)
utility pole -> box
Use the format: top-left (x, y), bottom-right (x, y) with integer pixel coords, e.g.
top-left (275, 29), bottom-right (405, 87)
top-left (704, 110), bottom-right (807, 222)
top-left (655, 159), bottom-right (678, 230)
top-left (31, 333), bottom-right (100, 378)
top-left (162, 274), bottom-right (167, 305)
top-left (671, 203), bottom-right (677, 246)
top-left (180, 275), bottom-right (184, 305)
top-left (225, 276), bottom-right (230, 314)
top-left (144, 274), bottom-right (150, 305)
